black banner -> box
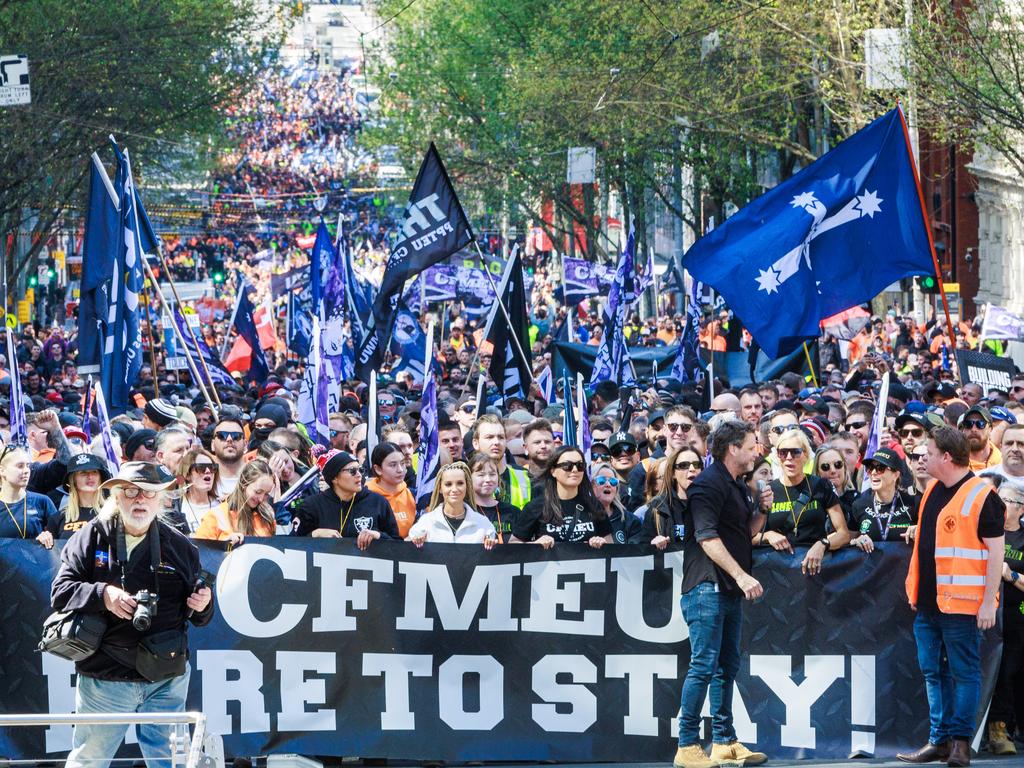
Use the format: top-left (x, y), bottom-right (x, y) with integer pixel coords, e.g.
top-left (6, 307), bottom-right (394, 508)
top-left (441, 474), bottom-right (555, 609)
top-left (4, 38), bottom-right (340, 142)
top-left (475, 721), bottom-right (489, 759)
top-left (0, 541), bottom-right (999, 761)
top-left (956, 349), bottom-right (1016, 391)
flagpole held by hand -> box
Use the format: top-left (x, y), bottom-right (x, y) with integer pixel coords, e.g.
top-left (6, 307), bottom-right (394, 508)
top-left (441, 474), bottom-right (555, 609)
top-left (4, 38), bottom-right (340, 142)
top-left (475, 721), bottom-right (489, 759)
top-left (474, 241), bottom-right (535, 386)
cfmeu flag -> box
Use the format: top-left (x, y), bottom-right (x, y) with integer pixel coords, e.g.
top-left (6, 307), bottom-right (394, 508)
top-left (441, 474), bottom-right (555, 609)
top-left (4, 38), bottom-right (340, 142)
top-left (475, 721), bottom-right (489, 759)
top-left (683, 106), bottom-right (936, 358)
top-left (356, 143), bottom-right (473, 382)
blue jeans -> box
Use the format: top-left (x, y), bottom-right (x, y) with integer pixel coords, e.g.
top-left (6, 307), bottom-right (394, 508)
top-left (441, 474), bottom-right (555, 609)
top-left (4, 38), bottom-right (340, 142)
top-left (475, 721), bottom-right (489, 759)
top-left (678, 581), bottom-right (743, 746)
top-left (66, 668), bottom-right (191, 768)
top-left (913, 611), bottom-right (981, 744)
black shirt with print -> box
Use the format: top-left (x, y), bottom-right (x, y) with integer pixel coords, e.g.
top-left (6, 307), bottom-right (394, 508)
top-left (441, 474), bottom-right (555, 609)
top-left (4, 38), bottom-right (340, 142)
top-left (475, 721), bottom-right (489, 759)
top-left (478, 501), bottom-right (519, 543)
top-left (765, 475), bottom-right (841, 547)
top-left (513, 494), bottom-right (612, 543)
top-left (48, 506), bottom-right (98, 540)
top-left (851, 490), bottom-right (919, 542)
top-left (1004, 527), bottom-right (1024, 625)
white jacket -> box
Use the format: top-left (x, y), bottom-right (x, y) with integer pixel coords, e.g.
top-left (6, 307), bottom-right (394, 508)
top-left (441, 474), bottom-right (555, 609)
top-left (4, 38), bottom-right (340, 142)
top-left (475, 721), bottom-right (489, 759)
top-left (408, 504), bottom-right (497, 543)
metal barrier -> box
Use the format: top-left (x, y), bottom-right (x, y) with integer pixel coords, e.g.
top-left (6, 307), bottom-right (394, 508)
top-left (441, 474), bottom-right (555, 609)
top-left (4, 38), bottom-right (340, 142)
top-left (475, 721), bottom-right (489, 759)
top-left (0, 712), bottom-right (214, 768)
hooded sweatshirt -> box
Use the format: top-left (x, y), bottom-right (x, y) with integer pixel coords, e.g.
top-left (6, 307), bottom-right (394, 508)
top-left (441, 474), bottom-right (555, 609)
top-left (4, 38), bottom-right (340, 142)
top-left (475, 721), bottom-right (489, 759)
top-left (366, 477), bottom-right (417, 538)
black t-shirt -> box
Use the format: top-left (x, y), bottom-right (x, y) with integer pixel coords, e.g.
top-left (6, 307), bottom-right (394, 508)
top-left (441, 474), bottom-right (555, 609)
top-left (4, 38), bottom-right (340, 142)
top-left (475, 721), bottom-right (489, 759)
top-left (48, 505), bottom-right (98, 540)
top-left (478, 501), bottom-right (519, 543)
top-left (683, 460), bottom-right (756, 594)
top-left (765, 475), bottom-right (841, 546)
top-left (513, 493), bottom-right (612, 543)
top-left (851, 490), bottom-right (919, 542)
top-left (917, 473), bottom-right (1005, 613)
top-left (1003, 527), bottom-right (1024, 625)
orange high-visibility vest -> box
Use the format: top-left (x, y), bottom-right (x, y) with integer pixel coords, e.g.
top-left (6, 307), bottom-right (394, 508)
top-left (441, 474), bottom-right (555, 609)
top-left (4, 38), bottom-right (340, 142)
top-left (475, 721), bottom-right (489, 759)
top-left (906, 476), bottom-right (997, 616)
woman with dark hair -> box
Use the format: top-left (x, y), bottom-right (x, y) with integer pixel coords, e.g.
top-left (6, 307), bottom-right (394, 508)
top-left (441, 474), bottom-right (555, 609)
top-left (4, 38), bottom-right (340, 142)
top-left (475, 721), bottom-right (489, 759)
top-left (178, 448), bottom-right (220, 533)
top-left (193, 459), bottom-right (277, 544)
top-left (366, 441), bottom-right (416, 539)
top-left (642, 447), bottom-right (703, 550)
top-left (510, 445), bottom-right (612, 548)
top-left (849, 447), bottom-right (918, 552)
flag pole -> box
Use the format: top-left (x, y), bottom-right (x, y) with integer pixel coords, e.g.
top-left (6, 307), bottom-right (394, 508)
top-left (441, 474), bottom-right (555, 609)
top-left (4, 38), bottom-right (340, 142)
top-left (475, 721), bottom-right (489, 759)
top-left (473, 241), bottom-right (535, 385)
top-left (802, 342), bottom-right (819, 387)
top-left (140, 258), bottom-right (220, 414)
top-left (140, 286), bottom-right (160, 398)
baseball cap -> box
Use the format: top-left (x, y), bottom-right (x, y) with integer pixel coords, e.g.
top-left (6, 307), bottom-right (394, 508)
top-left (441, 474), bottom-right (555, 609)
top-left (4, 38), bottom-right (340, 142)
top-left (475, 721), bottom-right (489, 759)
top-left (608, 431), bottom-right (638, 450)
top-left (864, 447), bottom-right (903, 473)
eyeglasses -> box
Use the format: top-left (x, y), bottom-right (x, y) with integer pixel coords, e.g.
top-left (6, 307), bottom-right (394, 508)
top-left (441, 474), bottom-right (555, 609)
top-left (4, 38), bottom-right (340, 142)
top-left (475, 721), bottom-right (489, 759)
top-left (675, 460), bottom-right (703, 471)
top-left (771, 424), bottom-right (798, 435)
top-left (960, 419), bottom-right (988, 431)
top-left (121, 486), bottom-right (158, 499)
top-left (610, 445), bottom-right (636, 457)
top-left (192, 464), bottom-right (216, 475)
top-left (594, 476), bottom-right (619, 486)
top-left (899, 427), bottom-right (924, 438)
top-left (845, 421), bottom-right (868, 431)
top-left (214, 430), bottom-right (243, 442)
top-left (665, 422), bottom-right (693, 433)
top-left (341, 467), bottom-right (364, 477)
top-left (777, 447), bottom-right (804, 459)
top-left (818, 460), bottom-right (844, 472)
top-left (554, 460), bottom-right (586, 472)
top-left (1003, 497), bottom-right (1024, 506)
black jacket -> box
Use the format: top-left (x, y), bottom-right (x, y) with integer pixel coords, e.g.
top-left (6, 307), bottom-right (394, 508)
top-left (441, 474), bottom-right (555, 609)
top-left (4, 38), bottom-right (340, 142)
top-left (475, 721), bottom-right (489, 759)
top-left (641, 494), bottom-right (687, 544)
top-left (291, 487), bottom-right (400, 539)
top-left (51, 516), bottom-right (214, 682)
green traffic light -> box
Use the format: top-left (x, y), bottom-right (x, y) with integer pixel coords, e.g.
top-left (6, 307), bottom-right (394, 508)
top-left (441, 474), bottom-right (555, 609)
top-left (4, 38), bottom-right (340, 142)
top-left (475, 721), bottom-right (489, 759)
top-left (921, 276), bottom-right (936, 288)
top-left (28, 276), bottom-right (37, 287)
top-left (47, 268), bottom-right (55, 279)
top-left (213, 272), bottom-right (224, 283)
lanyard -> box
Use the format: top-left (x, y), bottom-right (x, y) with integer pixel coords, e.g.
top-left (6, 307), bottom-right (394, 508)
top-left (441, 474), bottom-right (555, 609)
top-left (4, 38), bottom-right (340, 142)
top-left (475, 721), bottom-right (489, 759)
top-left (2, 497), bottom-right (27, 539)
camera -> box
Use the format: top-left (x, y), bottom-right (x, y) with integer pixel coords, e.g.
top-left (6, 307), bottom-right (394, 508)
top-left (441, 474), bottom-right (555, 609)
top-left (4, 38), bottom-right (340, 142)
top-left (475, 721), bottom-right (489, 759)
top-left (132, 590), bottom-right (158, 632)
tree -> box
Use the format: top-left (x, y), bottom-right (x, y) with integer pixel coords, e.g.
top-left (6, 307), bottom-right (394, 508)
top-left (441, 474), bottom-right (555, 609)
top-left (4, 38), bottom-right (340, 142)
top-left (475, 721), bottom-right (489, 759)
top-left (0, 0), bottom-right (287, 283)
top-left (367, 0), bottom-right (903, 261)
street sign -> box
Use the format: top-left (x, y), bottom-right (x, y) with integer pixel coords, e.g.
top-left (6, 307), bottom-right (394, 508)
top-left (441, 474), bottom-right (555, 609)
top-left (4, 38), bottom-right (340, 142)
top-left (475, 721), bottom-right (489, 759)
top-left (0, 55), bottom-right (30, 106)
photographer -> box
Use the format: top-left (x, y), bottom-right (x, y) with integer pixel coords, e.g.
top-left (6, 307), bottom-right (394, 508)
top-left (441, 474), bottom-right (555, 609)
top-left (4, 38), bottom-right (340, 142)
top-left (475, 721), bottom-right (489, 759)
top-left (50, 462), bottom-right (214, 768)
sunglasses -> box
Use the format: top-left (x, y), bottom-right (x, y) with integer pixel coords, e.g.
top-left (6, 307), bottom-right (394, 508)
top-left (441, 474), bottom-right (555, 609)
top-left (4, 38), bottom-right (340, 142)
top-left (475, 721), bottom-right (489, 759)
top-left (460, 404), bottom-right (476, 413)
top-left (910, 451), bottom-right (928, 461)
top-left (594, 476), bottom-right (619, 486)
top-left (554, 460), bottom-right (586, 472)
top-left (665, 422), bottom-right (693, 433)
top-left (214, 430), bottom-right (243, 442)
top-left (121, 486), bottom-right (158, 499)
top-left (899, 427), bottom-right (924, 438)
top-left (771, 424), bottom-right (798, 435)
top-left (590, 453), bottom-right (610, 463)
top-left (330, 429), bottom-right (349, 438)
top-left (341, 466), bottom-right (364, 477)
top-left (818, 460), bottom-right (844, 472)
top-left (610, 445), bottom-right (636, 457)
top-left (379, 400), bottom-right (395, 408)
top-left (845, 421), bottom-right (868, 431)
top-left (865, 463), bottom-right (891, 474)
top-left (960, 419), bottom-right (988, 431)
top-left (552, 432), bottom-right (564, 440)
top-left (675, 460), bottom-right (703, 471)
top-left (777, 447), bottom-right (804, 459)
top-left (192, 464), bottom-right (216, 475)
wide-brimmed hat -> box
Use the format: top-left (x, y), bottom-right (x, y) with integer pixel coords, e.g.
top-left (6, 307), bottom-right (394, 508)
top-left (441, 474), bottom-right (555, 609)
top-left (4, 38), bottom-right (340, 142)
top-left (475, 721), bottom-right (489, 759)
top-left (99, 461), bottom-right (177, 492)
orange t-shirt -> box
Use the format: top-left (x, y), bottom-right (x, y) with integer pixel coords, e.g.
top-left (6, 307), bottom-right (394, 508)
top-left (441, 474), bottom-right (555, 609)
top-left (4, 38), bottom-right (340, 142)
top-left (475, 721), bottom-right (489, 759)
top-left (366, 477), bottom-right (417, 538)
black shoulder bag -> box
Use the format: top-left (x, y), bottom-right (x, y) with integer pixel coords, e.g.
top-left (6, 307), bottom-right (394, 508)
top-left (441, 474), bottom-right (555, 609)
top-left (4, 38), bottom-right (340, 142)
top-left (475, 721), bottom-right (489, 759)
top-left (39, 528), bottom-right (108, 662)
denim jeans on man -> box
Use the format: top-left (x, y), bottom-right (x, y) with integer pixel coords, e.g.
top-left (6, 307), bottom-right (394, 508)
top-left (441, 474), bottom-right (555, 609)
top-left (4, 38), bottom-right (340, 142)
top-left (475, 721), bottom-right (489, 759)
top-left (66, 668), bottom-right (191, 768)
top-left (678, 581), bottom-right (743, 746)
top-left (913, 610), bottom-right (981, 743)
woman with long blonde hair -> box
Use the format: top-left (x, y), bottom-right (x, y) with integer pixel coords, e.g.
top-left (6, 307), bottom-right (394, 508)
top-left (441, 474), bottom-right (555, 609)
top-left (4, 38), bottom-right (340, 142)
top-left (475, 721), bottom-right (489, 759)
top-left (193, 459), bottom-right (277, 545)
top-left (408, 461), bottom-right (496, 547)
top-left (50, 453), bottom-right (110, 540)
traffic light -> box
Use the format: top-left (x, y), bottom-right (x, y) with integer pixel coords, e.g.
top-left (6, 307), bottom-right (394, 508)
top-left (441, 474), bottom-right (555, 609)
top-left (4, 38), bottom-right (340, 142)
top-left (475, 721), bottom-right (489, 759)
top-left (212, 271), bottom-right (225, 284)
top-left (46, 267), bottom-right (55, 281)
top-left (918, 275), bottom-right (939, 294)
top-left (28, 275), bottom-right (37, 287)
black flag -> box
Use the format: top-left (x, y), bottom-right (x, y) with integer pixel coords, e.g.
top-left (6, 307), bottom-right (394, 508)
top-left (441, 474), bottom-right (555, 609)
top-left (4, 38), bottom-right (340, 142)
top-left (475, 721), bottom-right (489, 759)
top-left (483, 245), bottom-right (532, 402)
top-left (356, 143), bottom-right (473, 382)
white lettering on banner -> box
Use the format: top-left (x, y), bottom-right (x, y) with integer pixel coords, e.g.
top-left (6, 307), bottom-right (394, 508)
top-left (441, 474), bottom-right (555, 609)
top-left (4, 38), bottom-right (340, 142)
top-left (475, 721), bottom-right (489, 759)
top-left (531, 655), bottom-right (598, 733)
top-left (396, 562), bottom-right (519, 631)
top-left (362, 653), bottom-right (433, 730)
top-left (520, 560), bottom-right (606, 635)
top-left (966, 365), bottom-right (1012, 391)
top-left (277, 651), bottom-right (337, 732)
top-left (197, 650), bottom-right (270, 734)
top-left (218, 545), bottom-right (307, 638)
top-left (750, 655), bottom-right (845, 749)
top-left (312, 553), bottom-right (394, 632)
top-left (438, 655), bottom-right (504, 730)
top-left (411, 221), bottom-right (455, 252)
top-left (605, 655), bottom-right (677, 736)
top-left (851, 655), bottom-right (876, 754)
top-left (610, 552), bottom-right (687, 643)
top-left (42, 654), bottom-right (75, 752)
top-left (401, 193), bottom-right (448, 240)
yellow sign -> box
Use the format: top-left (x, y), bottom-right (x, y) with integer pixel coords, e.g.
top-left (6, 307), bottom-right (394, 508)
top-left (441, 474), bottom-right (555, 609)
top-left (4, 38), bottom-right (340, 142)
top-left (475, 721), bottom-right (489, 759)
top-left (53, 249), bottom-right (65, 270)
top-left (17, 300), bottom-right (30, 324)
top-left (24, 288), bottom-right (34, 304)
top-left (6, 314), bottom-right (15, 329)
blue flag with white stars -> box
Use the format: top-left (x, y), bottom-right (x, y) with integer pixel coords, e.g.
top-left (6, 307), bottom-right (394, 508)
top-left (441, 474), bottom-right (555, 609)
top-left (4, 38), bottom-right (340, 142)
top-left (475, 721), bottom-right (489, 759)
top-left (682, 106), bottom-right (935, 358)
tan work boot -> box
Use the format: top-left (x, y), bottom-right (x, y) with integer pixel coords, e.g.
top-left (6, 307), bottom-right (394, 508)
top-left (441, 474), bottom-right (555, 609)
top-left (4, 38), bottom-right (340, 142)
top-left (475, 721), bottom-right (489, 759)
top-left (710, 740), bottom-right (768, 766)
top-left (674, 744), bottom-right (716, 768)
top-left (988, 722), bottom-right (1017, 755)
